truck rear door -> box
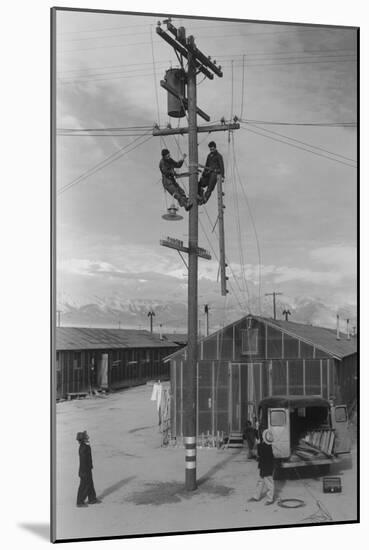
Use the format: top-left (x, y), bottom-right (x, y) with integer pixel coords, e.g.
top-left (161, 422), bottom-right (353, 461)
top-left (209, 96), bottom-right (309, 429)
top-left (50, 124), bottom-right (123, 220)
top-left (331, 405), bottom-right (351, 454)
top-left (268, 408), bottom-right (290, 459)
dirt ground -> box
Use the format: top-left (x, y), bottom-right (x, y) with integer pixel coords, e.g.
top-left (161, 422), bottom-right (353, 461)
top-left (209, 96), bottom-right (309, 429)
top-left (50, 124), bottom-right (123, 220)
top-left (55, 384), bottom-right (357, 541)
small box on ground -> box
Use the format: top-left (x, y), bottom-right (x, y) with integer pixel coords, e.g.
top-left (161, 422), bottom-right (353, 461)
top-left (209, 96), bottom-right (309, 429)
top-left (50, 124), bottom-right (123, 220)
top-left (323, 476), bottom-right (342, 493)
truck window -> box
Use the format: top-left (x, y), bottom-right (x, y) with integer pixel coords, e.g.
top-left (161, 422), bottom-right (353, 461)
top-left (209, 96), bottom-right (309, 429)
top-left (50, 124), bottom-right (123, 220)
top-left (334, 406), bottom-right (347, 422)
top-left (270, 410), bottom-right (286, 426)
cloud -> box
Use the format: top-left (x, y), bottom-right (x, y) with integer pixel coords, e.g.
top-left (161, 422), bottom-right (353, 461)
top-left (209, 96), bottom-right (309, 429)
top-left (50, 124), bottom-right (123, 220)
top-left (310, 244), bottom-right (356, 277)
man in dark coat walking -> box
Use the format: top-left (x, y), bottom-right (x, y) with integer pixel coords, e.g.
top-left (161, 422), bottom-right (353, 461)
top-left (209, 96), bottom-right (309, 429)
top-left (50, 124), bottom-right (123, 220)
top-left (198, 141), bottom-right (225, 204)
top-left (248, 429), bottom-right (275, 505)
top-left (243, 420), bottom-right (258, 459)
top-left (76, 431), bottom-right (102, 507)
top-left (159, 149), bottom-right (192, 211)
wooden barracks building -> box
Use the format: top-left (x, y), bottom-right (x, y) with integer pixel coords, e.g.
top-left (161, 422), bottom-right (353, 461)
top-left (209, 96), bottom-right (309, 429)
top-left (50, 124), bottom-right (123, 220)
top-left (55, 327), bottom-right (181, 400)
top-left (166, 314), bottom-right (357, 443)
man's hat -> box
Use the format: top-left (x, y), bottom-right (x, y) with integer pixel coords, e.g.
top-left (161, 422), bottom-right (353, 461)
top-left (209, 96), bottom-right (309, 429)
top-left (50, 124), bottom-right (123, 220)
top-left (161, 148), bottom-right (170, 157)
top-left (76, 431), bottom-right (88, 442)
top-left (208, 141), bottom-right (216, 148)
top-left (262, 429), bottom-right (274, 445)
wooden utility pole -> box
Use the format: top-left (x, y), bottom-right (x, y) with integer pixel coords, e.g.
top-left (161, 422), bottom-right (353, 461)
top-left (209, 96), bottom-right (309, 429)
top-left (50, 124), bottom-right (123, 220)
top-left (265, 292), bottom-right (283, 320)
top-left (155, 19), bottom-right (239, 491)
top-left (216, 176), bottom-right (228, 296)
top-left (204, 304), bottom-right (209, 337)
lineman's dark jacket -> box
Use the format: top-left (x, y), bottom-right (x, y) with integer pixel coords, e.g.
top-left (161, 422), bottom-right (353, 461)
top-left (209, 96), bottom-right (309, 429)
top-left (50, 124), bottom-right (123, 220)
top-left (159, 157), bottom-right (184, 181)
top-left (78, 442), bottom-right (93, 476)
top-left (256, 441), bottom-right (274, 477)
top-left (204, 150), bottom-right (225, 177)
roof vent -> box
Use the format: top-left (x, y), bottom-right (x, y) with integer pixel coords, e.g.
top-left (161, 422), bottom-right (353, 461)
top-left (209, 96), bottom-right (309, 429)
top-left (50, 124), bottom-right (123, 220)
top-left (336, 314), bottom-right (340, 340)
top-left (346, 319), bottom-right (351, 341)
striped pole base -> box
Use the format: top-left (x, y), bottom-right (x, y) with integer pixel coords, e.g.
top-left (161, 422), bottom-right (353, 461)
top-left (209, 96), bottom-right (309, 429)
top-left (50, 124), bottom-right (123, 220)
top-left (185, 436), bottom-right (197, 491)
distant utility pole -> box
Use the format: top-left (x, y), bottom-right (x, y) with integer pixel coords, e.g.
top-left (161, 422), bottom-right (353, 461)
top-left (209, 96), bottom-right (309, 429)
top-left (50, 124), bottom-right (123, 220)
top-left (147, 310), bottom-right (155, 333)
top-left (155, 18), bottom-right (239, 491)
top-left (282, 309), bottom-right (291, 321)
top-left (204, 304), bottom-right (210, 336)
top-left (265, 292), bottom-right (283, 320)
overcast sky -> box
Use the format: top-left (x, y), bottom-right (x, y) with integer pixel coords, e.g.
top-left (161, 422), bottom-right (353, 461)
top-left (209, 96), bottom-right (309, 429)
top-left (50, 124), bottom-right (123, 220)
top-left (55, 9), bottom-right (357, 329)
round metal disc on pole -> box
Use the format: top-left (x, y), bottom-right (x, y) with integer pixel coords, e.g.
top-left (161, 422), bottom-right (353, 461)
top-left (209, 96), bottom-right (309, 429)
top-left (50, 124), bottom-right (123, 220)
top-left (162, 204), bottom-right (184, 221)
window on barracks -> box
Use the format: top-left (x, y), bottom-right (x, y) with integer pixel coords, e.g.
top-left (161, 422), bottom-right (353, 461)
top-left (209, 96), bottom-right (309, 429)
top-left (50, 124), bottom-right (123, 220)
top-left (288, 360), bottom-right (304, 395)
top-left (305, 360), bottom-right (322, 395)
top-left (241, 329), bottom-right (259, 355)
top-left (272, 361), bottom-right (287, 394)
top-left (267, 327), bottom-right (282, 357)
top-left (300, 341), bottom-right (314, 358)
top-left (203, 336), bottom-right (218, 360)
top-left (73, 352), bottom-right (82, 370)
top-left (284, 334), bottom-right (299, 358)
top-left (219, 326), bottom-right (233, 358)
top-left (315, 348), bottom-right (330, 359)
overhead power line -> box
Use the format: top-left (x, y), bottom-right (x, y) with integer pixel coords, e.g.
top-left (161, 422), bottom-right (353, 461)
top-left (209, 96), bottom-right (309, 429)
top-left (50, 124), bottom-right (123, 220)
top-left (58, 133), bottom-right (153, 195)
top-left (239, 118), bottom-right (356, 127)
top-left (240, 125), bottom-right (357, 168)
top-left (245, 122), bottom-right (357, 162)
top-left (57, 48), bottom-right (355, 75)
top-left (58, 56), bottom-right (356, 86)
top-left (57, 22), bottom-right (152, 35)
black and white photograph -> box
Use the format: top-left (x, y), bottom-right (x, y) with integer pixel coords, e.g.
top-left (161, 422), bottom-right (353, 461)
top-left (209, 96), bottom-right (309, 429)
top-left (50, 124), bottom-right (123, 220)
top-left (51, 4), bottom-right (358, 544)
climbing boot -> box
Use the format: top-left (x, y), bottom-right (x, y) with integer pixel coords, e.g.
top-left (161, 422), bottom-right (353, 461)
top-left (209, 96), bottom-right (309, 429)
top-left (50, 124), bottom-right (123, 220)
top-left (184, 199), bottom-right (193, 211)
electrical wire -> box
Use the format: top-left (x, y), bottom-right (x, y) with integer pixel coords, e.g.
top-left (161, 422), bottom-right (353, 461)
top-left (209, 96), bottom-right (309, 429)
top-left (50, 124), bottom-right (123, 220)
top-left (239, 118), bottom-right (356, 127)
top-left (239, 126), bottom-right (357, 168)
top-left (57, 48), bottom-right (355, 76)
top-left (58, 59), bottom-right (171, 75)
top-left (58, 53), bottom-right (356, 85)
top-left (228, 135), bottom-right (251, 312)
top-left (151, 25), bottom-right (161, 127)
top-left (58, 125), bottom-right (153, 131)
top-left (199, 206), bottom-right (245, 311)
top-left (57, 60), bottom-right (355, 86)
top-left (57, 22), bottom-right (152, 36)
top-left (230, 60), bottom-right (234, 121)
top-left (240, 54), bottom-right (245, 121)
top-left (58, 133), bottom-right (153, 195)
top-left (213, 47), bottom-right (356, 59)
top-left (232, 134), bottom-right (263, 315)
top-left (60, 29), bottom-right (150, 42)
top-left (245, 122), bottom-right (356, 163)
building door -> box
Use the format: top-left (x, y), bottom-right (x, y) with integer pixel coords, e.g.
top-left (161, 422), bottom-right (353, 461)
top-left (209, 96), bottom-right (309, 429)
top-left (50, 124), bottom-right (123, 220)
top-left (98, 353), bottom-right (109, 389)
top-left (247, 363), bottom-right (263, 421)
top-left (228, 363), bottom-right (241, 432)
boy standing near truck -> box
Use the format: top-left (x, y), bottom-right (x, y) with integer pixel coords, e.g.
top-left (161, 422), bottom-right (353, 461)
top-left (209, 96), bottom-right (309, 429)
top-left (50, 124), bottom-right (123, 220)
top-left (248, 429), bottom-right (275, 505)
top-left (76, 431), bottom-right (102, 507)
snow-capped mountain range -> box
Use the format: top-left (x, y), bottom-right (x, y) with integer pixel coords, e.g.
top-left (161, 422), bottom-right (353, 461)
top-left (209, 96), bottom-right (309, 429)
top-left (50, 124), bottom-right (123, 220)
top-left (56, 292), bottom-right (357, 333)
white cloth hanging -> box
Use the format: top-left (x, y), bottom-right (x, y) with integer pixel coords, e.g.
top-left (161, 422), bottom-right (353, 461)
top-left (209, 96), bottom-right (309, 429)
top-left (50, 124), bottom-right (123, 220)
top-left (151, 383), bottom-right (163, 411)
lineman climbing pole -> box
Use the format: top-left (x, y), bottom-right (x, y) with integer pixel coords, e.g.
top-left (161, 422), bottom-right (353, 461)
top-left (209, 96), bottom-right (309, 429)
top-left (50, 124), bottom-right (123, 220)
top-left (154, 18), bottom-right (239, 491)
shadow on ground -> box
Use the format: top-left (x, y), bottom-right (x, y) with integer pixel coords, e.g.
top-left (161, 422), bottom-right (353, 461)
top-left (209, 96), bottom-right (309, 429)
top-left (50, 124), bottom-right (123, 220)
top-left (129, 425), bottom-right (154, 434)
top-left (126, 479), bottom-right (234, 506)
top-left (99, 475), bottom-right (136, 499)
top-left (18, 523), bottom-right (49, 541)
top-left (198, 448), bottom-right (243, 486)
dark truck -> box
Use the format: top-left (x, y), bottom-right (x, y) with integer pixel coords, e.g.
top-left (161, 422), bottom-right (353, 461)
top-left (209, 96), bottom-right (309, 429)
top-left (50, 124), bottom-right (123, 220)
top-left (257, 396), bottom-right (351, 472)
